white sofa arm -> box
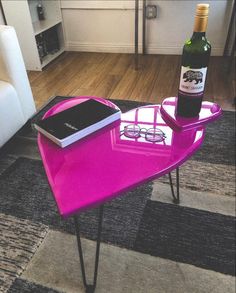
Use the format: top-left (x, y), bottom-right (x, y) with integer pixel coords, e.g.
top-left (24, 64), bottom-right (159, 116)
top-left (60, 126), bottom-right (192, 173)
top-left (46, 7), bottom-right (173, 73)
top-left (0, 81), bottom-right (25, 147)
top-left (0, 25), bottom-right (36, 120)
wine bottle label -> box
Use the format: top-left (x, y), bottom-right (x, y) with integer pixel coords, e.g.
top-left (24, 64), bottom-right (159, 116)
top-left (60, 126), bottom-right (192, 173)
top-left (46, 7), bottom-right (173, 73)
top-left (179, 66), bottom-right (207, 96)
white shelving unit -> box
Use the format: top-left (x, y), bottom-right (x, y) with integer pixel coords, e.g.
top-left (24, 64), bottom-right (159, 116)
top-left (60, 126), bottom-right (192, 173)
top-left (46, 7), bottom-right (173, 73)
top-left (2, 0), bottom-right (65, 71)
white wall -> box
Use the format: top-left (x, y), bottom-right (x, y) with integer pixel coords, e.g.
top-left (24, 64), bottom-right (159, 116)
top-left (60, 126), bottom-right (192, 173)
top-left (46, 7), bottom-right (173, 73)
top-left (61, 0), bottom-right (233, 56)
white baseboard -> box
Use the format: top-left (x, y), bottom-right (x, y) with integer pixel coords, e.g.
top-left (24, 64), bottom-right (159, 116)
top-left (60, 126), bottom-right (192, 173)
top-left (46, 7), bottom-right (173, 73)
top-left (66, 42), bottom-right (136, 54)
top-left (66, 41), bottom-right (223, 56)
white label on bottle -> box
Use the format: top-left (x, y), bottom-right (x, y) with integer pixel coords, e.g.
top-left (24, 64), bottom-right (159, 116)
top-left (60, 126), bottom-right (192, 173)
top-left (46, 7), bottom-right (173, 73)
top-left (179, 66), bottom-right (207, 96)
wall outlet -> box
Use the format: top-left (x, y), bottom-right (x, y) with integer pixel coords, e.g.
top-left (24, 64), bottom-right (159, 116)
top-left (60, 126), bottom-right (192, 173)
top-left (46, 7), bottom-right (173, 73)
top-left (146, 5), bottom-right (157, 19)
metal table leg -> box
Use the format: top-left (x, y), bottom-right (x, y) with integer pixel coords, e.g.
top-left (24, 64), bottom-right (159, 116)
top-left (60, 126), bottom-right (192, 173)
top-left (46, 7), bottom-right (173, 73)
top-left (135, 0), bottom-right (139, 70)
top-left (142, 0), bottom-right (146, 55)
top-left (168, 167), bottom-right (180, 204)
top-left (74, 205), bottom-right (104, 293)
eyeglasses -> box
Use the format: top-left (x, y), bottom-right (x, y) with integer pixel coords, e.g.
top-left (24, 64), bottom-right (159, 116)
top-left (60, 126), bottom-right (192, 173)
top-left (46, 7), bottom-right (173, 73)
top-left (120, 124), bottom-right (166, 142)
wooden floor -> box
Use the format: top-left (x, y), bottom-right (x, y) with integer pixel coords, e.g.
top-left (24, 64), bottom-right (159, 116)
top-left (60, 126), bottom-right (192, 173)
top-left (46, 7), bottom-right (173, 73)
top-left (28, 52), bottom-right (235, 111)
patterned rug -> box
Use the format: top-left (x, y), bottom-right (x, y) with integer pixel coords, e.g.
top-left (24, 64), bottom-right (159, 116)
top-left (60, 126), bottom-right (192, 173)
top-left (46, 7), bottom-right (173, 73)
top-left (0, 97), bottom-right (235, 293)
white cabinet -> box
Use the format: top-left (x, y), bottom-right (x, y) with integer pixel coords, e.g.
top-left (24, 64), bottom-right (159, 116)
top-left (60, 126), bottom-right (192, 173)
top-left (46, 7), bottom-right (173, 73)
top-left (2, 0), bottom-right (65, 71)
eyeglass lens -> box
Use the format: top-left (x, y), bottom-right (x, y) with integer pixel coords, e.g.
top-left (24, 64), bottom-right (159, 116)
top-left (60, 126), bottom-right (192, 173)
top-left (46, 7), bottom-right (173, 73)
top-left (124, 124), bottom-right (140, 138)
top-left (123, 124), bottom-right (165, 142)
top-left (145, 128), bottom-right (165, 142)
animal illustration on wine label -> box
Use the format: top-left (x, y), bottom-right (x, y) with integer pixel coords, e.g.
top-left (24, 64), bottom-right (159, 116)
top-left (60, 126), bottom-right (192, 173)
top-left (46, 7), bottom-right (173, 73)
top-left (183, 70), bottom-right (203, 84)
top-left (179, 66), bottom-right (207, 95)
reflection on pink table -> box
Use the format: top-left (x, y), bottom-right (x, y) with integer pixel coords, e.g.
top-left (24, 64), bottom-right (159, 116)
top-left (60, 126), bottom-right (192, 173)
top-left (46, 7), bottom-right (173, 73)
top-left (38, 96), bottom-right (205, 218)
top-left (160, 97), bottom-right (223, 131)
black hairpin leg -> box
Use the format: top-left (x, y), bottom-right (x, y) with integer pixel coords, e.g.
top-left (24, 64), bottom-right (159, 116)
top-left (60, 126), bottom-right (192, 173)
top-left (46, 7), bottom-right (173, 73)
top-left (73, 205), bottom-right (104, 293)
top-left (168, 167), bottom-right (180, 204)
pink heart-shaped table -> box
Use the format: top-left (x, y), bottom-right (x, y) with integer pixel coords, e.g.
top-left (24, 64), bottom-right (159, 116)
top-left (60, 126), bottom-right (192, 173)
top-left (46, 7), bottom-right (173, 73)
top-left (37, 96), bottom-right (206, 292)
top-left (38, 96), bottom-right (205, 218)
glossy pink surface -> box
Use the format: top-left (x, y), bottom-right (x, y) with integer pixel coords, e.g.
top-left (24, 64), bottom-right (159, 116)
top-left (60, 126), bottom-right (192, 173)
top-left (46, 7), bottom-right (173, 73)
top-left (160, 97), bottom-right (222, 131)
top-left (38, 97), bottom-right (205, 218)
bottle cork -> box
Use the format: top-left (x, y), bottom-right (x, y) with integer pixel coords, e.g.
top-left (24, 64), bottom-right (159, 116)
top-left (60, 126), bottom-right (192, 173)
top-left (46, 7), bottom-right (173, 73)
top-left (194, 3), bottom-right (209, 32)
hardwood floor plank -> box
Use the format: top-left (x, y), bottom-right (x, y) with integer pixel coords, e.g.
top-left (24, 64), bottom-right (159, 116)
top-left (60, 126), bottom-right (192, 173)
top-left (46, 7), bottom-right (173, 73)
top-left (149, 55), bottom-right (180, 103)
top-left (58, 62), bottom-right (99, 96)
top-left (27, 71), bottom-right (41, 84)
top-left (79, 52), bottom-right (107, 64)
top-left (110, 54), bottom-right (133, 76)
top-left (28, 52), bottom-right (235, 111)
top-left (84, 53), bottom-right (120, 90)
top-left (209, 57), bottom-right (234, 110)
top-left (93, 74), bottom-right (122, 98)
top-left (41, 54), bottom-right (91, 96)
top-left (30, 52), bottom-right (76, 88)
top-left (169, 56), bottom-right (181, 98)
top-left (27, 52), bottom-right (74, 83)
top-left (58, 54), bottom-right (119, 96)
top-left (129, 55), bottom-right (162, 102)
top-left (70, 88), bottom-right (96, 97)
top-left (109, 60), bottom-right (145, 100)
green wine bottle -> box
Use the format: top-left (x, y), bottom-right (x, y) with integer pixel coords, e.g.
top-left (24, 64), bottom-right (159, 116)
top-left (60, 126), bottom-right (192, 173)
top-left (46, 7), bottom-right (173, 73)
top-left (177, 4), bottom-right (211, 117)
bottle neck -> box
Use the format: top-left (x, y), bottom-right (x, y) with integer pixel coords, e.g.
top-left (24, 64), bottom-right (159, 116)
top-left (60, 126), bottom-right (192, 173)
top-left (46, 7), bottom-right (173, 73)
top-left (191, 31), bottom-right (206, 40)
top-left (193, 15), bottom-right (208, 33)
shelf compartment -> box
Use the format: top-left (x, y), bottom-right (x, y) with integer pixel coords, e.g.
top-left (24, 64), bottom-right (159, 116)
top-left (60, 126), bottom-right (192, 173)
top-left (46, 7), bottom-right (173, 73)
top-left (33, 19), bottom-right (62, 36)
top-left (41, 47), bottom-right (65, 68)
top-left (36, 22), bottom-right (65, 69)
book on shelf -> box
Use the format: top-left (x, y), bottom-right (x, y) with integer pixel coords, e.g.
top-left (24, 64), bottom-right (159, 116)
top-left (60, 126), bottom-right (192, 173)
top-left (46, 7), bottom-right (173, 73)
top-left (34, 99), bottom-right (121, 148)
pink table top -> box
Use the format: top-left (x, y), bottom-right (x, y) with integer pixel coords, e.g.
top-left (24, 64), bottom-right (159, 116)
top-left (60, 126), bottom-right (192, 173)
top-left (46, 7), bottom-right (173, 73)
top-left (38, 96), bottom-right (205, 218)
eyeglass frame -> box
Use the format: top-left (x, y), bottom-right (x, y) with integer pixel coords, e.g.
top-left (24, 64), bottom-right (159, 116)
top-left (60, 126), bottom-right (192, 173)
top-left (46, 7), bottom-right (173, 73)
top-left (120, 123), bottom-right (166, 143)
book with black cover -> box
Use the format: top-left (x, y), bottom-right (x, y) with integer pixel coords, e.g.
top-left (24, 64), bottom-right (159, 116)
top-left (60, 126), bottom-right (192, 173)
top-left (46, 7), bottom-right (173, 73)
top-left (34, 99), bottom-right (121, 147)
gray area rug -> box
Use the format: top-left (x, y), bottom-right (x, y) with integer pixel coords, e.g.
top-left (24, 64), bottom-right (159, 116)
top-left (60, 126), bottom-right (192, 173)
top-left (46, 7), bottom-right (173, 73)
top-left (0, 96), bottom-right (235, 293)
top-left (134, 200), bottom-right (235, 275)
top-left (0, 157), bottom-right (152, 249)
top-left (0, 157), bottom-right (234, 276)
top-left (0, 213), bottom-right (48, 292)
top-left (8, 279), bottom-right (61, 293)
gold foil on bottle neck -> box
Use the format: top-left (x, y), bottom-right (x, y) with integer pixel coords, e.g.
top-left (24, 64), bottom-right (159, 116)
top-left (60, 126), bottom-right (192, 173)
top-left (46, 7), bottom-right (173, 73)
top-left (194, 3), bottom-right (209, 32)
